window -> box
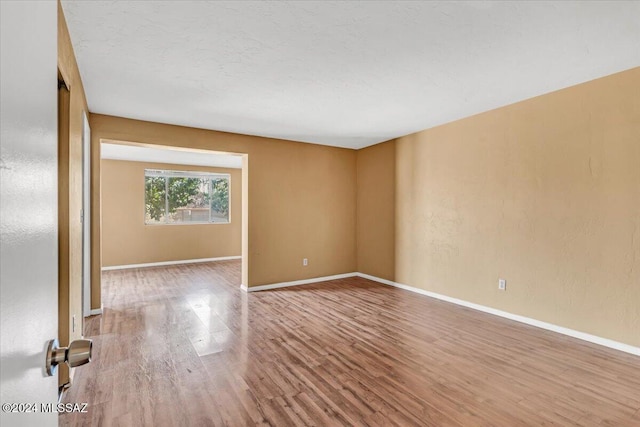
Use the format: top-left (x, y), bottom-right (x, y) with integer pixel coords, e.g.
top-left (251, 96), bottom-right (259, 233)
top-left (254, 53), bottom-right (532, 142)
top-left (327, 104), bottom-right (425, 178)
top-left (144, 169), bottom-right (230, 225)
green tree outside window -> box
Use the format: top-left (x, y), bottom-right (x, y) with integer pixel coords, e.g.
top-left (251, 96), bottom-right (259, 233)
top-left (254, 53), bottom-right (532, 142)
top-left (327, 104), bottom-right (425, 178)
top-left (144, 172), bottom-right (230, 224)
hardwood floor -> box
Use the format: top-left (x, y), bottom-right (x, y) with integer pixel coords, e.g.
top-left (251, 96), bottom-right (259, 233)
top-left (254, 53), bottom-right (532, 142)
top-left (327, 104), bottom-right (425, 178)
top-left (61, 260), bottom-right (640, 426)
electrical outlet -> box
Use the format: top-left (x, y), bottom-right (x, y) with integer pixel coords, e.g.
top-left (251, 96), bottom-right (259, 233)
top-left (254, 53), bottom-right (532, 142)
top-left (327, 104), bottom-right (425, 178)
top-left (498, 279), bottom-right (506, 291)
top-left (303, 258), bottom-right (308, 266)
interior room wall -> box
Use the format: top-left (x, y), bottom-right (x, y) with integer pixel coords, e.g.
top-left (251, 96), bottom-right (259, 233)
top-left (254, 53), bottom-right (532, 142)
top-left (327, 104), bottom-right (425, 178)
top-left (356, 68), bottom-right (639, 347)
top-left (90, 115), bottom-right (357, 301)
top-left (101, 159), bottom-right (241, 266)
top-left (356, 140), bottom-right (396, 281)
top-left (83, 33), bottom-right (637, 347)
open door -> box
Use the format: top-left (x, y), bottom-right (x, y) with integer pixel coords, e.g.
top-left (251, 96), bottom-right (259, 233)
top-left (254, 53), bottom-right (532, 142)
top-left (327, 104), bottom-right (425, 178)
top-left (0, 2), bottom-right (59, 425)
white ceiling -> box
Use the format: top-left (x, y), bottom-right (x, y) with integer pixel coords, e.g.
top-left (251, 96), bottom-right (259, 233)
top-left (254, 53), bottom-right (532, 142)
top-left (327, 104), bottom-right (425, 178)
top-left (101, 143), bottom-right (243, 169)
top-left (62, 1), bottom-right (639, 149)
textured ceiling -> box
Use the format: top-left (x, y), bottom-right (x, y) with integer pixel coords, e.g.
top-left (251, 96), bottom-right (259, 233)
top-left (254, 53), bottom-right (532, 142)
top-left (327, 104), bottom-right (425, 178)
top-left (62, 1), bottom-right (640, 149)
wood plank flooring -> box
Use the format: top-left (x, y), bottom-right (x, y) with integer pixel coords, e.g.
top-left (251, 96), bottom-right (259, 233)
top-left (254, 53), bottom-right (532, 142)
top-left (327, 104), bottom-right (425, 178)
top-left (61, 260), bottom-right (640, 426)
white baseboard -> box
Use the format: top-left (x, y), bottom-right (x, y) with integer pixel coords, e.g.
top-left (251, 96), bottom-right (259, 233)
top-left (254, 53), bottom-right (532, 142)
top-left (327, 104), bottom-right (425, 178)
top-left (99, 258), bottom-right (639, 355)
top-left (356, 273), bottom-right (640, 357)
top-left (243, 272), bottom-right (357, 292)
top-left (101, 256), bottom-right (241, 271)
top-left (89, 304), bottom-right (103, 316)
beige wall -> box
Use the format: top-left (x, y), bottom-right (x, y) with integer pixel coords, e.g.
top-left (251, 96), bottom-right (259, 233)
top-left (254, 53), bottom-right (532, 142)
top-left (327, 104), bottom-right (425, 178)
top-left (88, 65), bottom-right (638, 345)
top-left (101, 160), bottom-right (241, 266)
top-left (358, 68), bottom-right (639, 347)
top-left (58, 2), bottom-right (89, 384)
top-left (91, 114), bottom-right (357, 298)
top-left (356, 140), bottom-right (396, 281)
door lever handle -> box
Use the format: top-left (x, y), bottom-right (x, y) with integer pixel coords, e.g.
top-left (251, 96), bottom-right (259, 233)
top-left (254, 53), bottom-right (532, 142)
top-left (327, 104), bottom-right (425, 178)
top-left (45, 338), bottom-right (92, 376)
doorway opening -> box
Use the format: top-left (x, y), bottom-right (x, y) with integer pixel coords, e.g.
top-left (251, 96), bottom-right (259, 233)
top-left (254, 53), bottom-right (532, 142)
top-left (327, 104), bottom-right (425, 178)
top-left (97, 140), bottom-right (249, 298)
top-left (81, 112), bottom-right (91, 323)
top-left (57, 70), bottom-right (71, 391)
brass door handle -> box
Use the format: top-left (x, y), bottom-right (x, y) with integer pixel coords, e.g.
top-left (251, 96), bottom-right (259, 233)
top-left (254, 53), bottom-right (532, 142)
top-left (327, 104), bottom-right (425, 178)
top-left (45, 338), bottom-right (92, 376)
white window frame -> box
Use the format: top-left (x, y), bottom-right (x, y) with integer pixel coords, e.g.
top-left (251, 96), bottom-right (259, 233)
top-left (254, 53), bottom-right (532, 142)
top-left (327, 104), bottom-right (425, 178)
top-left (144, 169), bottom-right (231, 225)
